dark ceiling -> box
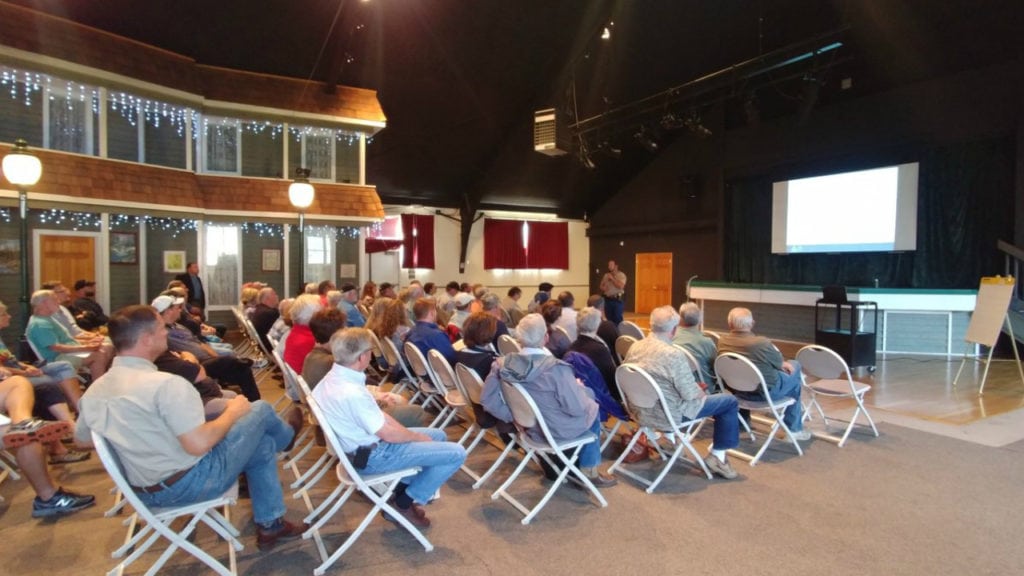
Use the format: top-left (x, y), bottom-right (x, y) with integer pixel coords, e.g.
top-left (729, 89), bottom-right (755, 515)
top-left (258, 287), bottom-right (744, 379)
top-left (7, 0), bottom-right (1024, 217)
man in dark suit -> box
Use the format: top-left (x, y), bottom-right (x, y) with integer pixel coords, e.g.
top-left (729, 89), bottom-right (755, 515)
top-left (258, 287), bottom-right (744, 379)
top-left (175, 262), bottom-right (206, 317)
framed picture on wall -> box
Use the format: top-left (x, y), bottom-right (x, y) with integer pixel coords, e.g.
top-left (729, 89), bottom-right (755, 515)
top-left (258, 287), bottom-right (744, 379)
top-left (110, 232), bottom-right (138, 265)
top-left (163, 250), bottom-right (187, 273)
top-left (262, 249), bottom-right (281, 272)
top-left (0, 239), bottom-right (19, 274)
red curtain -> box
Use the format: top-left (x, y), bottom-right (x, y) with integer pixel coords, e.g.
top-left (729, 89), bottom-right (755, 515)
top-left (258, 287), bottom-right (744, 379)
top-left (484, 218), bottom-right (527, 269)
top-left (526, 221), bottom-right (569, 269)
top-left (369, 216), bottom-right (402, 239)
top-left (364, 237), bottom-right (404, 254)
top-left (401, 214), bottom-right (435, 269)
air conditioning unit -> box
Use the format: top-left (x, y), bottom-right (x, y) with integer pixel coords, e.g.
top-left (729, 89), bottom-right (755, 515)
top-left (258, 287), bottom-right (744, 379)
top-left (533, 108), bottom-right (569, 156)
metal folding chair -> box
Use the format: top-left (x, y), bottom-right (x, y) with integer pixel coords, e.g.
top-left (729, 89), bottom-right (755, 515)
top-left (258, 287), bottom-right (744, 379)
top-left (453, 363), bottom-right (519, 488)
top-left (496, 334), bottom-right (522, 356)
top-left (796, 344), bottom-right (879, 447)
top-left (714, 353), bottom-right (803, 466)
top-left (608, 364), bottom-right (712, 492)
top-left (614, 335), bottom-right (637, 363)
top-left (491, 381), bottom-right (608, 524)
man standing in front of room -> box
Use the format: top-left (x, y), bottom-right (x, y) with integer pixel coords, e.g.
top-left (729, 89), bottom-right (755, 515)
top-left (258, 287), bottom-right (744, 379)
top-left (600, 260), bottom-right (627, 325)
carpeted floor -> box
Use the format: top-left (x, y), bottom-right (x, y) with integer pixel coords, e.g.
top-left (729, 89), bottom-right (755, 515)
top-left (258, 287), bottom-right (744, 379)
top-left (2, 415), bottom-right (1022, 576)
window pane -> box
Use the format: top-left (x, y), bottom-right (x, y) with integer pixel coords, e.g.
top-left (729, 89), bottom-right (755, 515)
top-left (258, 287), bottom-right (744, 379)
top-left (49, 94), bottom-right (89, 154)
top-left (303, 227), bottom-right (335, 284)
top-left (205, 224), bottom-right (240, 306)
top-left (206, 120), bottom-right (239, 173)
top-left (305, 134), bottom-right (333, 180)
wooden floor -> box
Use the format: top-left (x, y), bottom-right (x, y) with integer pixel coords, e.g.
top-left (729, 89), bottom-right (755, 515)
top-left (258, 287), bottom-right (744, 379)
top-left (623, 312), bottom-right (1024, 429)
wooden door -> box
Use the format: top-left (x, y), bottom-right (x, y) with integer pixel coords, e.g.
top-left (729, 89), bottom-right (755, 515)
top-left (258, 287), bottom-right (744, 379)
top-left (39, 234), bottom-right (96, 289)
top-left (635, 252), bottom-right (672, 314)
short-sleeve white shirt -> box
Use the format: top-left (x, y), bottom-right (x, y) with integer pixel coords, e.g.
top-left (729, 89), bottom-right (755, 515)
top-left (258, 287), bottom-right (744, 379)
top-left (311, 363), bottom-right (385, 454)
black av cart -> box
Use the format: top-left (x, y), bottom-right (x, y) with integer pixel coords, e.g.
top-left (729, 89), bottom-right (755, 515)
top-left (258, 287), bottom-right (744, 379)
top-left (814, 286), bottom-right (878, 370)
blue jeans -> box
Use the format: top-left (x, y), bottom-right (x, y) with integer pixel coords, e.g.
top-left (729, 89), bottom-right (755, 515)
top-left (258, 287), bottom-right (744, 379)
top-left (694, 394), bottom-right (740, 450)
top-left (604, 298), bottom-right (625, 325)
top-left (576, 416), bottom-right (603, 469)
top-left (361, 428), bottom-right (466, 505)
top-left (770, 361), bottom-right (804, 432)
top-left (27, 361), bottom-right (77, 387)
top-left (138, 400), bottom-right (295, 524)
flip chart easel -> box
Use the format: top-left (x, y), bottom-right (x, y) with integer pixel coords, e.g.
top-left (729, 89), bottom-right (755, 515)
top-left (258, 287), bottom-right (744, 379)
top-left (953, 276), bottom-right (1024, 395)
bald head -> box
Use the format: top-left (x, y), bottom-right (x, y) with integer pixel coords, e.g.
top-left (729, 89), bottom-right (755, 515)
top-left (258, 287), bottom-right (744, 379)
top-left (727, 307), bottom-right (754, 331)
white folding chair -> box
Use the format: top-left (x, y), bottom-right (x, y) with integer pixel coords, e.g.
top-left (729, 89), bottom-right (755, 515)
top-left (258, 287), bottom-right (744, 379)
top-left (496, 334), bottom-right (522, 356)
top-left (618, 320), bottom-right (645, 340)
top-left (702, 330), bottom-right (721, 347)
top-left (607, 364), bottom-right (712, 492)
top-left (673, 344), bottom-right (717, 392)
top-left (796, 345), bottom-right (879, 447)
top-left (427, 349), bottom-right (469, 428)
top-left (302, 394), bottom-right (432, 576)
top-left (379, 336), bottom-right (418, 400)
top-left (491, 381), bottom-right (608, 525)
top-left (0, 448), bottom-right (21, 502)
top-left (614, 334), bottom-right (637, 363)
top-left (714, 353), bottom-right (803, 466)
top-left (454, 363), bottom-right (519, 489)
top-left (91, 432), bottom-right (242, 576)
top-left (403, 342), bottom-right (456, 428)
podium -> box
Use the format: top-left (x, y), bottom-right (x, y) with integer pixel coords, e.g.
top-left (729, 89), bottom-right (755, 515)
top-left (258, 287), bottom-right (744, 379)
top-left (814, 288), bottom-right (877, 370)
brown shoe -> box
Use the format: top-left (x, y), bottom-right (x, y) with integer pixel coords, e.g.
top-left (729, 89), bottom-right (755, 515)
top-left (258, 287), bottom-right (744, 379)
top-left (619, 433), bottom-right (649, 464)
top-left (256, 518), bottom-right (307, 551)
top-left (282, 406), bottom-right (304, 452)
top-left (383, 497), bottom-right (431, 529)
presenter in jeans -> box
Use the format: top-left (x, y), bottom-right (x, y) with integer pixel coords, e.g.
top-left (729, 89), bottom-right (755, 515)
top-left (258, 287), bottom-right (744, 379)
top-left (600, 260), bottom-right (627, 325)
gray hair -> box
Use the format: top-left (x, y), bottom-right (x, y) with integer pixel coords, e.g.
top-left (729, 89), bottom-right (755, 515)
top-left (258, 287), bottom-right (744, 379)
top-left (679, 302), bottom-right (702, 327)
top-left (728, 307), bottom-right (754, 331)
top-left (258, 286), bottom-right (276, 304)
top-left (326, 290), bottom-right (343, 309)
top-left (290, 294), bottom-right (323, 326)
top-left (480, 292), bottom-right (501, 311)
top-left (30, 289), bottom-right (55, 309)
top-left (576, 306), bottom-right (602, 335)
top-left (330, 327), bottom-right (374, 366)
top-left (649, 305), bottom-right (680, 335)
top-left (516, 313), bottom-right (547, 348)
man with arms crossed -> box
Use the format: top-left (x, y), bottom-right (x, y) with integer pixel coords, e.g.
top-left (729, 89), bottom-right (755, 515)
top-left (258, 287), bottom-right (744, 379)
top-left (75, 305), bottom-right (306, 551)
top-left (312, 328), bottom-right (466, 528)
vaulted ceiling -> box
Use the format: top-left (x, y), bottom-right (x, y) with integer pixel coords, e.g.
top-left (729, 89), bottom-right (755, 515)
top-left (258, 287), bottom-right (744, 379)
top-left (8, 0), bottom-right (1024, 217)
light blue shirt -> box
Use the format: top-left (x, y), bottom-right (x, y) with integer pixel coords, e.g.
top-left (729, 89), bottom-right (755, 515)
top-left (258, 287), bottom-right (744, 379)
top-left (340, 299), bottom-right (366, 327)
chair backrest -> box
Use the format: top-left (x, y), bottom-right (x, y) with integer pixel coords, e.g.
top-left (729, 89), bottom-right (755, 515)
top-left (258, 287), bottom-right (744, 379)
top-left (796, 344), bottom-right (851, 382)
top-left (499, 380), bottom-right (540, 434)
top-left (403, 341), bottom-right (441, 393)
top-left (427, 349), bottom-right (458, 392)
top-left (615, 363), bottom-right (680, 426)
top-left (366, 330), bottom-right (384, 360)
top-left (614, 334), bottom-right (637, 362)
top-left (303, 394), bottom-right (367, 488)
top-left (455, 363), bottom-right (485, 405)
top-left (552, 325), bottom-right (571, 341)
top-left (618, 320), bottom-right (645, 340)
top-left (702, 330), bottom-right (721, 346)
top-left (714, 352), bottom-right (768, 395)
top-left (272, 348), bottom-right (304, 400)
top-left (497, 334), bottom-right (522, 356)
top-left (673, 343), bottom-right (712, 384)
top-left (381, 336), bottom-right (415, 381)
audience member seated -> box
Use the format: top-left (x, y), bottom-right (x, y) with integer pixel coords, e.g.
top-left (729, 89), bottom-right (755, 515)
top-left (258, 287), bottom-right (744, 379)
top-left (282, 294), bottom-right (322, 376)
top-left (76, 305), bottom-right (306, 551)
top-left (407, 297), bottom-right (456, 365)
top-left (481, 313), bottom-right (617, 487)
top-left (624, 306), bottom-right (741, 477)
top-left (453, 312), bottom-right (517, 438)
top-left (317, 280), bottom-right (336, 308)
top-left (479, 292), bottom-right (512, 344)
top-left (469, 284), bottom-right (487, 314)
top-left (717, 307), bottom-right (810, 441)
top-left (0, 299), bottom-right (83, 411)
top-left (539, 300), bottom-right (571, 359)
top-left (527, 282), bottom-right (554, 313)
top-left (240, 285), bottom-right (260, 317)
top-left (586, 294), bottom-right (621, 354)
top-left (568, 307), bottom-right (620, 402)
top-left (312, 328), bottom-right (466, 528)
top-left (1, 372), bottom-right (95, 517)
top-left (155, 294), bottom-right (261, 401)
top-left (302, 308), bottom-right (424, 427)
top-left (672, 302), bottom-right (718, 389)
top-left (366, 297), bottom-right (412, 374)
top-left (360, 281), bottom-right (377, 309)
top-left (154, 349), bottom-right (238, 420)
top-left (337, 283), bottom-right (366, 327)
top-left (447, 292), bottom-right (473, 334)
top-left (268, 298), bottom-right (294, 346)
top-left (378, 282), bottom-right (397, 300)
top-left (26, 290), bottom-right (109, 381)
top-left (502, 286), bottom-right (525, 327)
top-left (250, 287), bottom-right (281, 353)
top-left (70, 279), bottom-right (109, 330)
top-left (437, 281), bottom-right (460, 314)
top-left (553, 291), bottom-right (578, 341)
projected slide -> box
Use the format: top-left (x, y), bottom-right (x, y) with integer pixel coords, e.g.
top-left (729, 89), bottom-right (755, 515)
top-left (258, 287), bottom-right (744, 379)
top-left (771, 162), bottom-right (918, 254)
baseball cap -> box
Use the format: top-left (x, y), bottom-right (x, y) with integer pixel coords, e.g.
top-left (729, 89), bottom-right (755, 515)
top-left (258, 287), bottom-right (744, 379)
top-left (339, 282), bottom-right (358, 293)
top-left (151, 294), bottom-right (185, 313)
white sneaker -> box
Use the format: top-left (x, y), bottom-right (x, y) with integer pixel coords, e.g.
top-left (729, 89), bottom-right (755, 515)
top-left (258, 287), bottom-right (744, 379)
top-left (790, 429), bottom-right (812, 441)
